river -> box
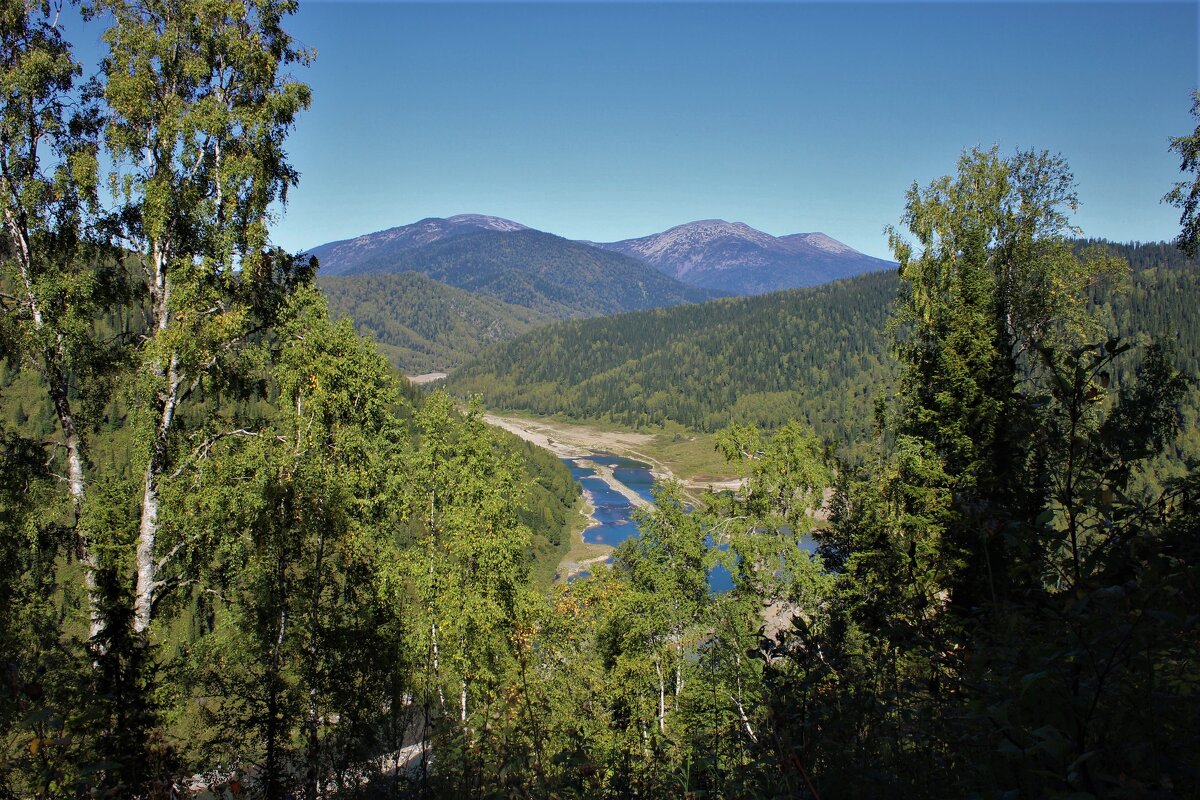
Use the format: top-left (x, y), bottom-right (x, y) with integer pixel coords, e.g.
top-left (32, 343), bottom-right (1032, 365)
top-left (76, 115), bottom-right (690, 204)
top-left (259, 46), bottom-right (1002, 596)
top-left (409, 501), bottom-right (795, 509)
top-left (563, 453), bottom-right (735, 592)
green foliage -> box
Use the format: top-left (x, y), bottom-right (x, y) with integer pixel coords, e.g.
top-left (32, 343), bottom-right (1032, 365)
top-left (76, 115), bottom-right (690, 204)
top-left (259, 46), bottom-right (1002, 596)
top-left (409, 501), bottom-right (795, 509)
top-left (174, 286), bottom-right (413, 796)
top-left (319, 271), bottom-right (556, 374)
top-left (709, 422), bottom-right (830, 603)
top-left (774, 148), bottom-right (1200, 798)
top-left (2, 5), bottom-right (1198, 795)
top-left (447, 270), bottom-right (898, 451)
top-left (1165, 90), bottom-right (1200, 257)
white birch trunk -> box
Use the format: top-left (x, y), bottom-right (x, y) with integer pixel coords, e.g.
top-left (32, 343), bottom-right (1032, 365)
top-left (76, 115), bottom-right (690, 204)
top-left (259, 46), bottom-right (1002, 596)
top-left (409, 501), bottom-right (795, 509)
top-left (54, 373), bottom-right (103, 642)
top-left (6, 210), bottom-right (104, 642)
top-left (675, 643), bottom-right (683, 700)
top-left (657, 660), bottom-right (665, 734)
top-left (133, 245), bottom-right (178, 635)
top-left (730, 692), bottom-right (759, 744)
top-left (431, 621), bottom-right (446, 711)
top-left (732, 652), bottom-right (758, 743)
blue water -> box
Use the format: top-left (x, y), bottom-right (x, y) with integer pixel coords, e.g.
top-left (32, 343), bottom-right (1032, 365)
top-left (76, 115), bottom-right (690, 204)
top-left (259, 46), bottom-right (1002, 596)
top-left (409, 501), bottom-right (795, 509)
top-left (566, 455), bottom-right (654, 549)
top-left (709, 561), bottom-right (734, 593)
top-left (565, 453), bottom-right (824, 593)
top-left (704, 532), bottom-right (819, 594)
top-left (566, 453), bottom-right (750, 592)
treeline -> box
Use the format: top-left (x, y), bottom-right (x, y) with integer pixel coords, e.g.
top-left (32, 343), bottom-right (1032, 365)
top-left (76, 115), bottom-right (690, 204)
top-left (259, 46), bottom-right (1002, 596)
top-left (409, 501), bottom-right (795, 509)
top-left (1074, 237), bottom-right (1198, 271)
top-left (320, 271), bottom-right (556, 374)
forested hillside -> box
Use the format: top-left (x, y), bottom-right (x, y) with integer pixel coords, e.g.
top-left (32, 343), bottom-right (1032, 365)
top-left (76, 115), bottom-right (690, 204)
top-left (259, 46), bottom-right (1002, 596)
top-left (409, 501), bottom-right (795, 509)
top-left (309, 214), bottom-right (529, 275)
top-left (448, 242), bottom-right (1200, 456)
top-left (320, 271), bottom-right (557, 374)
top-left (447, 270), bottom-right (897, 446)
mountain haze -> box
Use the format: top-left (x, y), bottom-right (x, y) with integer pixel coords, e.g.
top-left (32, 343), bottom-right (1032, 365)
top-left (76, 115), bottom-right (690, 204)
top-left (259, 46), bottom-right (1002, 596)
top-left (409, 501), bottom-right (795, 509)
top-left (596, 219), bottom-right (896, 294)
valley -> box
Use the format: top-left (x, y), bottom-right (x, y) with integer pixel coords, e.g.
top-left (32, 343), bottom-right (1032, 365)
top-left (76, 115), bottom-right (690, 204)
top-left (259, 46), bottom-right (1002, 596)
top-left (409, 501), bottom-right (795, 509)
top-left (483, 413), bottom-right (741, 583)
top-left (482, 412), bottom-right (739, 490)
top-left (3, 2), bottom-right (1197, 795)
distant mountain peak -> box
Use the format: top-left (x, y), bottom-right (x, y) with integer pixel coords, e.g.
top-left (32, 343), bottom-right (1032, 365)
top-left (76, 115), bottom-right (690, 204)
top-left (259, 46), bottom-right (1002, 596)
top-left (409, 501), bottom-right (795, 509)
top-left (659, 219), bottom-right (777, 244)
top-left (309, 214), bottom-right (533, 276)
top-left (780, 231), bottom-right (855, 255)
top-left (310, 213), bottom-right (894, 296)
top-left (596, 221), bottom-right (894, 294)
top-left (305, 217), bottom-right (722, 317)
top-left (445, 214), bottom-right (528, 232)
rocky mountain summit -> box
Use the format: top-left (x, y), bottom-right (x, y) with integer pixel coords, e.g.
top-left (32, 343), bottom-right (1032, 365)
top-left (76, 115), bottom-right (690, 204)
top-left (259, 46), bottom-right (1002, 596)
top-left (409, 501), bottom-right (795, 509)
top-left (308, 215), bottom-right (894, 297)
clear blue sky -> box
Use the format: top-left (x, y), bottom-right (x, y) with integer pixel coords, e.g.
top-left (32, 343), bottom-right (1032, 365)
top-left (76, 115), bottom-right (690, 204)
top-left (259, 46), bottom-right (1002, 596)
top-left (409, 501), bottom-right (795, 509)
top-left (257, 3), bottom-right (1197, 257)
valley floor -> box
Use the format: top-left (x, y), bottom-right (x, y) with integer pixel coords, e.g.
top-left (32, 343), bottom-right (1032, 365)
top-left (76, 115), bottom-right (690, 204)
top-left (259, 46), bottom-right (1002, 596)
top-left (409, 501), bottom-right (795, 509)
top-left (482, 413), bottom-right (744, 583)
top-left (481, 413), bottom-right (741, 490)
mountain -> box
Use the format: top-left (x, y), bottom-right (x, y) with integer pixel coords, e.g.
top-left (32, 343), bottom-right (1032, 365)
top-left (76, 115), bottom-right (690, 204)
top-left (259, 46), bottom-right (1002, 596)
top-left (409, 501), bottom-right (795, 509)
top-left (323, 227), bottom-right (723, 319)
top-left (319, 271), bottom-right (558, 375)
top-left (310, 214), bottom-right (529, 276)
top-left (595, 219), bottom-right (896, 294)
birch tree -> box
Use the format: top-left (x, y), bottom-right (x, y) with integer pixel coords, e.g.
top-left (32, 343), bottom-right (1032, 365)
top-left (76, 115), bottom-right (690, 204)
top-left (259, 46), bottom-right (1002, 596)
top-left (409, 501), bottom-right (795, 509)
top-left (184, 286), bottom-right (410, 796)
top-left (0, 0), bottom-right (122, 642)
top-left (396, 391), bottom-right (533, 795)
top-left (93, 0), bottom-right (311, 634)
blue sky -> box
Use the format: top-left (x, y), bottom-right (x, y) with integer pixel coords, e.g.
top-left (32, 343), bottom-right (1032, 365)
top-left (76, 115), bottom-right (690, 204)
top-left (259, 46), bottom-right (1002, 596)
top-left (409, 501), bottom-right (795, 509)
top-left (185, 3), bottom-right (1200, 257)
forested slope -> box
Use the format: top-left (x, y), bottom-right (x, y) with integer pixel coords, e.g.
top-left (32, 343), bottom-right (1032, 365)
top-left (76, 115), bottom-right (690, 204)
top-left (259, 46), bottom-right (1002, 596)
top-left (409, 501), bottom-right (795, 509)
top-left (320, 271), bottom-right (557, 374)
top-left (448, 243), bottom-right (1200, 456)
top-left (447, 270), bottom-right (898, 448)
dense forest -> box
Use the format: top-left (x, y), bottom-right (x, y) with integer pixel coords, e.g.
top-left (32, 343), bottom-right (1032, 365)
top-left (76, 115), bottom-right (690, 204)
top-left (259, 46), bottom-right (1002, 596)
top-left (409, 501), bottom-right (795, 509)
top-left (2, 3), bottom-right (1199, 799)
top-left (447, 241), bottom-right (1200, 457)
top-left (319, 271), bottom-right (557, 374)
top-left (447, 270), bottom-right (896, 448)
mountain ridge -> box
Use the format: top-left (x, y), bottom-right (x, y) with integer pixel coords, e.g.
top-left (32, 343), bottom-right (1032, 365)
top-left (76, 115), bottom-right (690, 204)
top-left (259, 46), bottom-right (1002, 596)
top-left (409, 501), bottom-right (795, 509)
top-left (322, 226), bottom-right (723, 319)
top-left (594, 219), bottom-right (896, 294)
top-left (310, 214), bottom-right (529, 276)
top-left (307, 214), bottom-right (895, 297)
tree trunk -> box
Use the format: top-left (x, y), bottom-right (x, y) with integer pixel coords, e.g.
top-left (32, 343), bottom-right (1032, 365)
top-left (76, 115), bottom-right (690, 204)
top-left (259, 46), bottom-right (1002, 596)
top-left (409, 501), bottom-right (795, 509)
top-left (47, 360), bottom-right (103, 642)
top-left (264, 548), bottom-right (289, 800)
top-left (133, 354), bottom-right (179, 634)
top-left (304, 509), bottom-right (328, 800)
top-left (133, 246), bottom-right (177, 635)
top-left (7, 218), bottom-right (104, 642)
top-left (657, 660), bottom-right (666, 734)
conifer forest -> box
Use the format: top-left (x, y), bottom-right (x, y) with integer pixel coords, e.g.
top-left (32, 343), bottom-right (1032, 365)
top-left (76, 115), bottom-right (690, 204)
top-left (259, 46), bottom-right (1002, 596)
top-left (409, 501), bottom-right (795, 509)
top-left (1, 2), bottom-right (1198, 798)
